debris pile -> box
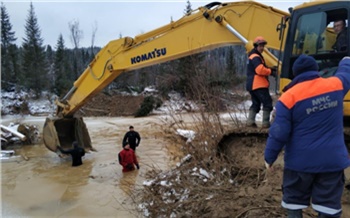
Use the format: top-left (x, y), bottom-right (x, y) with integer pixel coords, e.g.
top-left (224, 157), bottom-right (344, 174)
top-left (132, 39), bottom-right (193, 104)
top-left (136, 127), bottom-right (287, 218)
top-left (1, 123), bottom-right (40, 149)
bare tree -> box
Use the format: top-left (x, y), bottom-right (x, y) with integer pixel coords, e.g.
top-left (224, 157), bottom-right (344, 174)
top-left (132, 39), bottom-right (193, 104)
top-left (68, 19), bottom-right (83, 49)
top-left (68, 19), bottom-right (83, 79)
top-left (90, 20), bottom-right (97, 54)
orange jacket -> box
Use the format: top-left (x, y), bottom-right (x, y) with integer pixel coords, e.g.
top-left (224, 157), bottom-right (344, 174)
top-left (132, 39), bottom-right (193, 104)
top-left (246, 49), bottom-right (272, 91)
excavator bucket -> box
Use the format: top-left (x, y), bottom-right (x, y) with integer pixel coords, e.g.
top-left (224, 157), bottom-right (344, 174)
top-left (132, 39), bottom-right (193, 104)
top-left (43, 117), bottom-right (94, 152)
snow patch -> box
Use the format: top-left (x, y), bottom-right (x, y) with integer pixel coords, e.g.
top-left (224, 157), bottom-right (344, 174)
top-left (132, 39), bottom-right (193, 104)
top-left (1, 90), bottom-right (56, 115)
top-left (176, 129), bottom-right (196, 143)
top-left (143, 180), bottom-right (155, 186)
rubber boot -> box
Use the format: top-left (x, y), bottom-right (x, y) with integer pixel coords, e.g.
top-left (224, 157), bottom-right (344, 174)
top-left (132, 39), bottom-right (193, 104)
top-left (262, 110), bottom-right (271, 128)
top-left (287, 209), bottom-right (303, 218)
top-left (246, 109), bottom-right (257, 127)
top-left (318, 212), bottom-right (341, 218)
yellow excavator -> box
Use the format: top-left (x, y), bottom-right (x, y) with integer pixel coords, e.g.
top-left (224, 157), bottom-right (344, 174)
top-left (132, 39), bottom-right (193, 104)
top-left (43, 1), bottom-right (350, 153)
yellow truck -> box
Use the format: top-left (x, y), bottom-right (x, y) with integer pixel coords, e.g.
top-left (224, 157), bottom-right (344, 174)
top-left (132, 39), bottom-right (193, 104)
top-left (43, 1), bottom-right (350, 152)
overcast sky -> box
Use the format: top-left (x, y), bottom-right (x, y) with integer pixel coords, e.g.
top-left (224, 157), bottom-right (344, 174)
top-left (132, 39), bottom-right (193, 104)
top-left (3, 0), bottom-right (303, 49)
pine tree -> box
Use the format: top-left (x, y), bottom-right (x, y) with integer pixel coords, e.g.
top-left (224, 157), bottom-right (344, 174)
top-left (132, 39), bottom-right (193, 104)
top-left (45, 44), bottom-right (55, 90)
top-left (1, 3), bottom-right (19, 91)
top-left (53, 34), bottom-right (72, 97)
top-left (226, 46), bottom-right (239, 84)
top-left (21, 2), bottom-right (48, 98)
top-left (81, 48), bottom-right (91, 67)
top-left (184, 0), bottom-right (192, 15)
top-left (175, 0), bottom-right (205, 97)
top-left (46, 45), bottom-right (54, 65)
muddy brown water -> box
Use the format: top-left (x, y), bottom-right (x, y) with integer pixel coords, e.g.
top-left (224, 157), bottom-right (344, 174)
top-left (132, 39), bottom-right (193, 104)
top-left (1, 116), bottom-right (172, 217)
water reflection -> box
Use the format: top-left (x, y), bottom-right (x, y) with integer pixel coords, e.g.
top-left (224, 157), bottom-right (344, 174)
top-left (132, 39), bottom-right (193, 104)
top-left (2, 143), bottom-right (94, 216)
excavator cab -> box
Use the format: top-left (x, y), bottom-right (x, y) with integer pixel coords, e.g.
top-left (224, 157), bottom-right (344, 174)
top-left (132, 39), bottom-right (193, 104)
top-left (43, 117), bottom-right (94, 152)
top-left (280, 3), bottom-right (349, 96)
top-left (287, 5), bottom-right (348, 73)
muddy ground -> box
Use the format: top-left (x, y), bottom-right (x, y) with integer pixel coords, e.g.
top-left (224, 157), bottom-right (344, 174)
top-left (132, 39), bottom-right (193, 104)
top-left (76, 92), bottom-right (145, 117)
top-left (2, 93), bottom-right (350, 217)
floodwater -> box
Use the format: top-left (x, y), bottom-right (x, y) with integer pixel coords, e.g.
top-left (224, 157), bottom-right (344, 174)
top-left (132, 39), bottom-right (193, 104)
top-left (1, 115), bottom-right (173, 217)
top-left (1, 115), bottom-right (350, 217)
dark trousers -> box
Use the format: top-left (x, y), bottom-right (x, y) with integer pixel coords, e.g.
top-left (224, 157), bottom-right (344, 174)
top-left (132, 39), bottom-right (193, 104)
top-left (130, 144), bottom-right (137, 151)
top-left (282, 169), bottom-right (344, 217)
top-left (249, 88), bottom-right (273, 113)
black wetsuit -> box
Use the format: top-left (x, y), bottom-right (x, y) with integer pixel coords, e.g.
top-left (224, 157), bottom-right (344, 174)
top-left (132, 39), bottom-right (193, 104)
top-left (122, 131), bottom-right (141, 151)
top-left (58, 145), bottom-right (85, 166)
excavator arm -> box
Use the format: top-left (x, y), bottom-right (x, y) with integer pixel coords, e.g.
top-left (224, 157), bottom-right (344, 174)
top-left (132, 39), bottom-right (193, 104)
top-left (57, 1), bottom-right (288, 117)
top-left (44, 1), bottom-right (290, 152)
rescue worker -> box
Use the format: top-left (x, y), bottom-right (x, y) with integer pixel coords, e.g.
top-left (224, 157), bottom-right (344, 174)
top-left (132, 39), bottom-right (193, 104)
top-left (246, 36), bottom-right (277, 128)
top-left (57, 141), bottom-right (85, 167)
top-left (118, 142), bottom-right (140, 172)
top-left (264, 55), bottom-right (350, 218)
top-left (122, 126), bottom-right (141, 151)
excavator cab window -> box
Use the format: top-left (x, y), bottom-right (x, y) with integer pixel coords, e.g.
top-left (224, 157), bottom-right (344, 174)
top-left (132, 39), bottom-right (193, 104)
top-left (293, 12), bottom-right (327, 55)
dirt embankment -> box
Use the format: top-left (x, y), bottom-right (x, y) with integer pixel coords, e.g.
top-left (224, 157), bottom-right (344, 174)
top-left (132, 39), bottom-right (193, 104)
top-left (75, 92), bottom-right (144, 117)
top-left (137, 127), bottom-right (350, 218)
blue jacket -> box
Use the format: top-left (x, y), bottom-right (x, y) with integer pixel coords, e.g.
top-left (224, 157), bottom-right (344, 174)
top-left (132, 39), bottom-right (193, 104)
top-left (264, 58), bottom-right (350, 173)
top-left (246, 49), bottom-right (272, 91)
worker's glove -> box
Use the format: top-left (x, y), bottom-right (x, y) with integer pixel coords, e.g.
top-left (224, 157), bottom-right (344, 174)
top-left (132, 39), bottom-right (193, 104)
top-left (270, 66), bottom-right (278, 77)
top-left (56, 146), bottom-right (63, 157)
top-left (136, 164), bottom-right (140, 170)
top-left (264, 161), bottom-right (272, 170)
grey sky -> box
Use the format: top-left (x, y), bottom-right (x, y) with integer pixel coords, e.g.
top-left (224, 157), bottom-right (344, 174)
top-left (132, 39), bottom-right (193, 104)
top-left (3, 0), bottom-right (302, 49)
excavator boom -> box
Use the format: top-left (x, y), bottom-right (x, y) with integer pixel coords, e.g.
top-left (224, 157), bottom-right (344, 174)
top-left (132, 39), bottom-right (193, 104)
top-left (57, 1), bottom-right (288, 117)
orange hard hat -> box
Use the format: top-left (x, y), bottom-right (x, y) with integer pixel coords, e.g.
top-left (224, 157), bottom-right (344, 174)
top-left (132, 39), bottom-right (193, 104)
top-left (253, 36), bottom-right (267, 46)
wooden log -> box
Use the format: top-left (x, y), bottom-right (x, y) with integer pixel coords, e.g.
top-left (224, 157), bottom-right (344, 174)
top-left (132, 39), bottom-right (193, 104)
top-left (0, 125), bottom-right (26, 141)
